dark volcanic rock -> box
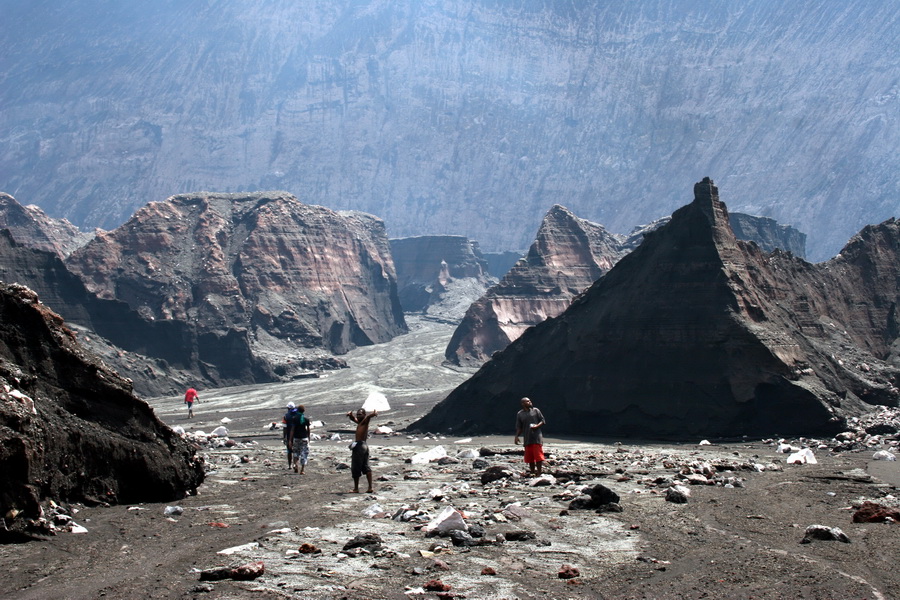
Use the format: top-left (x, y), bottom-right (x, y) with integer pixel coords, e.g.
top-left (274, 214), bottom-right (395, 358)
top-left (0, 230), bottom-right (266, 396)
top-left (0, 283), bottom-right (204, 541)
top-left (414, 178), bottom-right (900, 439)
top-left (0, 193), bottom-right (92, 258)
top-left (445, 205), bottom-right (625, 365)
top-left (390, 235), bottom-right (494, 317)
top-left (65, 191), bottom-right (407, 361)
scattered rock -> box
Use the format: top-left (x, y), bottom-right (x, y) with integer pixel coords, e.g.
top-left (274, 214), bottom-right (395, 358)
top-left (800, 525), bottom-right (851, 544)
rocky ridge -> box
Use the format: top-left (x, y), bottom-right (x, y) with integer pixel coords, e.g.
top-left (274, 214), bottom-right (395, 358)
top-left (416, 178), bottom-right (900, 439)
top-left (64, 191), bottom-right (407, 376)
top-left (390, 235), bottom-right (495, 320)
top-left (0, 192), bottom-right (92, 258)
top-left (0, 282), bottom-right (204, 541)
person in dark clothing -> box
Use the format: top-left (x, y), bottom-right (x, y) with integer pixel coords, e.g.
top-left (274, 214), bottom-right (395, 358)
top-left (514, 397), bottom-right (546, 476)
top-left (346, 408), bottom-right (377, 493)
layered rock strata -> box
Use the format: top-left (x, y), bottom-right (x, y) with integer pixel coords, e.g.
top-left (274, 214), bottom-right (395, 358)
top-left (0, 283), bottom-right (204, 540)
top-left (390, 235), bottom-right (494, 318)
top-left (0, 192), bottom-right (92, 258)
top-left (0, 230), bottom-right (267, 395)
top-left (445, 205), bottom-right (626, 365)
top-left (64, 192), bottom-right (407, 362)
top-left (415, 178), bottom-right (900, 439)
top-left (449, 208), bottom-right (808, 365)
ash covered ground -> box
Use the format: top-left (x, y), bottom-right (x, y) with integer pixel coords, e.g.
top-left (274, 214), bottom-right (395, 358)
top-left (3, 317), bottom-right (900, 600)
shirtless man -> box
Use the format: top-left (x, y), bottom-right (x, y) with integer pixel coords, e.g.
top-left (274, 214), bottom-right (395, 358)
top-left (346, 408), bottom-right (378, 493)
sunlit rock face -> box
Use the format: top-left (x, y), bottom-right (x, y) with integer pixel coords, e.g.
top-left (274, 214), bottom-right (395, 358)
top-left (1, 2), bottom-right (896, 262)
top-left (414, 179), bottom-right (900, 440)
top-left (0, 193), bottom-right (92, 258)
top-left (445, 205), bottom-right (625, 365)
top-left (65, 192), bottom-right (407, 356)
top-left (390, 235), bottom-right (494, 318)
top-left (0, 283), bottom-right (204, 541)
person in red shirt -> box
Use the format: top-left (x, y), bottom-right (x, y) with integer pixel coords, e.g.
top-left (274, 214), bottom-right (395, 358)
top-left (184, 388), bottom-right (199, 418)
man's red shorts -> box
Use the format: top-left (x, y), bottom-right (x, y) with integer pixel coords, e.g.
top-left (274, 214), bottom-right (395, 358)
top-left (524, 443), bottom-right (545, 463)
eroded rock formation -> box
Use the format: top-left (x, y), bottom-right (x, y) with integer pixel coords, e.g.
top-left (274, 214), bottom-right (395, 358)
top-left (445, 205), bottom-right (625, 365)
top-left (0, 230), bottom-right (266, 396)
top-left (64, 192), bottom-right (407, 369)
top-left (0, 193), bottom-right (92, 258)
top-left (390, 235), bottom-right (494, 319)
top-left (449, 207), bottom-right (808, 365)
top-left (415, 178), bottom-right (900, 439)
top-left (0, 283), bottom-right (204, 541)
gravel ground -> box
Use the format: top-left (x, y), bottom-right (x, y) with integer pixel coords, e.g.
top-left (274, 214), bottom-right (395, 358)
top-left (2, 317), bottom-right (899, 600)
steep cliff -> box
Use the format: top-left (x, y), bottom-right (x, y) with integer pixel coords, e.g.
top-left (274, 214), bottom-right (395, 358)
top-left (64, 192), bottom-right (407, 365)
top-left (445, 205), bottom-right (624, 364)
top-left (414, 179), bottom-right (900, 439)
top-left (0, 193), bottom-right (92, 258)
top-left (390, 235), bottom-right (494, 318)
top-left (2, 1), bottom-right (897, 261)
top-left (0, 230), bottom-right (267, 396)
top-left (0, 283), bottom-right (204, 540)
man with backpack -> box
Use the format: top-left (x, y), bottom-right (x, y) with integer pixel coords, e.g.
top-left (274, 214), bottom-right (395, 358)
top-left (283, 402), bottom-right (311, 473)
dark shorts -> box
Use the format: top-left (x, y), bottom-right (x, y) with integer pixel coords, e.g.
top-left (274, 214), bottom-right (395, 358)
top-left (350, 441), bottom-right (370, 478)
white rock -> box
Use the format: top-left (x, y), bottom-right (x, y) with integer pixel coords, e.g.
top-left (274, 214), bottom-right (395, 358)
top-left (70, 523), bottom-right (88, 534)
top-left (873, 450), bottom-right (896, 461)
top-left (211, 426), bottom-right (228, 437)
top-left (410, 445), bottom-right (447, 464)
top-left (220, 417), bottom-right (232, 424)
top-left (453, 438), bottom-right (473, 444)
top-left (217, 542), bottom-right (260, 555)
top-left (787, 448), bottom-right (817, 464)
top-left (456, 449), bottom-right (479, 459)
top-left (698, 439), bottom-right (711, 446)
top-left (362, 503), bottom-right (385, 517)
top-left (171, 426), bottom-right (185, 435)
top-left (423, 506), bottom-right (467, 534)
top-left (374, 425), bottom-right (393, 434)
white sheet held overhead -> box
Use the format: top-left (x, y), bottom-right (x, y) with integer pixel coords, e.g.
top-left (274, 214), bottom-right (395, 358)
top-left (362, 390), bottom-right (390, 413)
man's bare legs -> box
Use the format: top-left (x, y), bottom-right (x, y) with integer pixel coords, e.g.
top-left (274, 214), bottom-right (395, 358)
top-left (351, 471), bottom-right (374, 494)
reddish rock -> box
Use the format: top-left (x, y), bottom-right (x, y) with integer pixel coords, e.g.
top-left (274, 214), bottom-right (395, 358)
top-left (199, 561), bottom-right (265, 581)
top-left (445, 205), bottom-right (624, 365)
top-left (65, 192), bottom-right (407, 375)
top-left (481, 567), bottom-right (497, 575)
top-left (558, 564), bottom-right (581, 579)
top-left (423, 579), bottom-right (452, 591)
top-left (415, 178), bottom-right (900, 439)
top-left (852, 501), bottom-right (900, 523)
top-left (299, 543), bottom-right (322, 554)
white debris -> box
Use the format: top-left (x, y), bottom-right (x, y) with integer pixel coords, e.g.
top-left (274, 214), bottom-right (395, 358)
top-left (456, 449), bottom-right (479, 459)
top-left (453, 438), bottom-right (473, 444)
top-left (70, 523), bottom-right (88, 534)
top-left (211, 426), bottom-right (228, 437)
top-left (873, 450), bottom-right (896, 461)
top-left (220, 417), bottom-right (232, 424)
top-left (171, 426), bottom-right (185, 435)
top-left (217, 542), bottom-right (260, 555)
top-left (362, 503), bottom-right (385, 517)
top-left (410, 445), bottom-right (447, 464)
top-left (267, 528), bottom-right (291, 534)
top-left (698, 439), bottom-right (711, 446)
top-left (375, 425), bottom-right (394, 434)
top-left (310, 420), bottom-right (325, 428)
top-left (422, 506), bottom-right (467, 535)
top-left (362, 390), bottom-right (391, 413)
top-left (163, 506), bottom-right (184, 516)
top-left (329, 433), bottom-right (342, 441)
top-left (787, 448), bottom-right (817, 464)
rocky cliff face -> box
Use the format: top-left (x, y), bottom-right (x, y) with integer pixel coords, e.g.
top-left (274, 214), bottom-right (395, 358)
top-left (0, 193), bottom-right (92, 258)
top-left (414, 179), bottom-right (900, 440)
top-left (729, 213), bottom-right (807, 258)
top-left (0, 283), bottom-right (204, 540)
top-left (64, 192), bottom-right (407, 365)
top-left (445, 205), bottom-right (624, 365)
top-left (1, 1), bottom-right (896, 261)
top-left (390, 235), bottom-right (494, 318)
top-left (0, 230), bottom-right (267, 396)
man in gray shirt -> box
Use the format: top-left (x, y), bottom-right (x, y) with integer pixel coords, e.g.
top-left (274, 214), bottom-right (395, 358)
top-left (514, 397), bottom-right (546, 476)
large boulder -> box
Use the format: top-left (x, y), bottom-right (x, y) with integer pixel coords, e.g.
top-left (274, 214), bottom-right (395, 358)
top-left (0, 283), bottom-right (204, 541)
top-left (413, 178), bottom-right (900, 439)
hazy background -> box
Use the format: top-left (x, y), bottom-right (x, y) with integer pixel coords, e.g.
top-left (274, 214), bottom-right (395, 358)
top-left (1, 0), bottom-right (898, 260)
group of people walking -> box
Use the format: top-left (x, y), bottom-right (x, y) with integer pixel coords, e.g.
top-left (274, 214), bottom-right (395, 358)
top-left (184, 388), bottom-right (547, 488)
